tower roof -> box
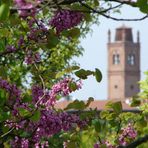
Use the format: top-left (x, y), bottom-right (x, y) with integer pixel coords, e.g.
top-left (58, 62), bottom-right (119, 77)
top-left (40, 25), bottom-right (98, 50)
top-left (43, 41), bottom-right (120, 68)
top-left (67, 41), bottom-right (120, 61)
top-left (115, 25), bottom-right (133, 42)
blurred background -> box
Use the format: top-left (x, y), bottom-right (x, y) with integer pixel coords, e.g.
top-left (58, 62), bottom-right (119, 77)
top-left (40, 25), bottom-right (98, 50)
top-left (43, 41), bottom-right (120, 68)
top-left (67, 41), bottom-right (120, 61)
top-left (71, 4), bottom-right (148, 100)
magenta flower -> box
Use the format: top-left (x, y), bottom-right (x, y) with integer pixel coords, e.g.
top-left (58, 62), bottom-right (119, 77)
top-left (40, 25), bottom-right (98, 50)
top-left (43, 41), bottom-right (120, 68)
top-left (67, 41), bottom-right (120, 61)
top-left (49, 10), bottom-right (83, 34)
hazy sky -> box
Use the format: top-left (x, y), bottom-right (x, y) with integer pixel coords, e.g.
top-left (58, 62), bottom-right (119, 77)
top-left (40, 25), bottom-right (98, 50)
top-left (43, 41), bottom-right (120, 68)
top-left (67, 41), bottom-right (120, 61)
top-left (71, 5), bottom-right (148, 100)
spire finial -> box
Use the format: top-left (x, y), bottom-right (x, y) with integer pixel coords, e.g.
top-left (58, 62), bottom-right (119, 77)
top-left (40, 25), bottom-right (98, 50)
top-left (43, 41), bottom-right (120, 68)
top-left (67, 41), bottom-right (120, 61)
top-left (137, 30), bottom-right (140, 43)
top-left (108, 29), bottom-right (111, 43)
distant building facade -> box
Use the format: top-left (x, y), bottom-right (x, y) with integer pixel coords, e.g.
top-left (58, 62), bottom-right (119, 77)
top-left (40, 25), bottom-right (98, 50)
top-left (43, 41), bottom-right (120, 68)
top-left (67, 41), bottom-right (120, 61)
top-left (108, 25), bottom-right (140, 100)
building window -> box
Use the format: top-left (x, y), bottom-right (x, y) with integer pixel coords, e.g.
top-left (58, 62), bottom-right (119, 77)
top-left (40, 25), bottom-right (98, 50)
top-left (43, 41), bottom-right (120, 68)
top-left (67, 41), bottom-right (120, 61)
top-left (114, 85), bottom-right (118, 89)
top-left (127, 54), bottom-right (135, 65)
top-left (113, 54), bottom-right (120, 65)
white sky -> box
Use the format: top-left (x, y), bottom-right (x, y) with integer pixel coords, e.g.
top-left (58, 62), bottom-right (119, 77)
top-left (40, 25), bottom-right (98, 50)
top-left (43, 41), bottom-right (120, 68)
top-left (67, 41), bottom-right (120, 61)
top-left (71, 5), bottom-right (148, 100)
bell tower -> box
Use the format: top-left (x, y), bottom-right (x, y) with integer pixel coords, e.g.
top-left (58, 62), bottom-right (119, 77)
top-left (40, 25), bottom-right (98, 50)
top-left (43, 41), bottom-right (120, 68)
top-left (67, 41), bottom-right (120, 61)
top-left (108, 25), bottom-right (140, 100)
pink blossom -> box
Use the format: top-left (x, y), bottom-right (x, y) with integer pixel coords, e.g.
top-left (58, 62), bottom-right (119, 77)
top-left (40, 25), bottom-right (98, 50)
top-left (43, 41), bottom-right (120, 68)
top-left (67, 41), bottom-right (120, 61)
top-left (119, 123), bottom-right (137, 146)
top-left (49, 10), bottom-right (83, 34)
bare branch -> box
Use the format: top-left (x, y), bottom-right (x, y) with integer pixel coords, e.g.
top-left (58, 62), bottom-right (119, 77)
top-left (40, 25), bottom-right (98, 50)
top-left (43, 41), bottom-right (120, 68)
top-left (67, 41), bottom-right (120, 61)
top-left (0, 50), bottom-right (17, 57)
top-left (101, 13), bottom-right (148, 21)
top-left (79, 1), bottom-right (148, 21)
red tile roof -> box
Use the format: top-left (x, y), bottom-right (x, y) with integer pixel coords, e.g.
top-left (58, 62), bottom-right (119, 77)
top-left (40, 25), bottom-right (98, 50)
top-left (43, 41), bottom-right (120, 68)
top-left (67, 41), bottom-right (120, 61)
top-left (55, 100), bottom-right (138, 111)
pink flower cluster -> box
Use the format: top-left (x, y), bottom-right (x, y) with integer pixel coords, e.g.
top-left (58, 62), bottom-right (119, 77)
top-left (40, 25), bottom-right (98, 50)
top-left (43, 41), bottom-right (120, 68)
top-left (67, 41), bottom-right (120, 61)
top-left (0, 77), bottom-right (83, 147)
top-left (49, 10), bottom-right (83, 34)
top-left (0, 78), bottom-right (29, 119)
top-left (32, 85), bottom-right (53, 107)
top-left (51, 78), bottom-right (82, 96)
top-left (94, 141), bottom-right (115, 148)
top-left (25, 52), bottom-right (41, 64)
top-left (24, 18), bottom-right (49, 64)
top-left (14, 0), bottom-right (41, 18)
top-left (0, 77), bottom-right (22, 99)
top-left (32, 78), bottom-right (82, 108)
top-left (5, 120), bottom-right (22, 130)
top-left (27, 19), bottom-right (48, 42)
top-left (119, 123), bottom-right (137, 146)
top-left (11, 137), bottom-right (29, 148)
top-left (49, 78), bottom-right (82, 106)
top-left (10, 110), bottom-right (87, 148)
top-left (6, 45), bottom-right (17, 52)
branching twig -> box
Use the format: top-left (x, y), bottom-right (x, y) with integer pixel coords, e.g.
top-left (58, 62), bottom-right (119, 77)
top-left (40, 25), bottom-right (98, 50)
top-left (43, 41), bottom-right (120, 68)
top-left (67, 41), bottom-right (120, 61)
top-left (0, 50), bottom-right (17, 57)
top-left (118, 134), bottom-right (148, 148)
top-left (101, 13), bottom-right (148, 21)
top-left (9, 0), bottom-right (148, 23)
top-left (79, 1), bottom-right (148, 21)
top-left (0, 127), bottom-right (15, 138)
top-left (33, 63), bottom-right (46, 106)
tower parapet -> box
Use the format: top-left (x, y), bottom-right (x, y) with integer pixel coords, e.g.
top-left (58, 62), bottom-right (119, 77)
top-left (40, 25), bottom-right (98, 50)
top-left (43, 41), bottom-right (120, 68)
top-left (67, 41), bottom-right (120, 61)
top-left (115, 25), bottom-right (133, 42)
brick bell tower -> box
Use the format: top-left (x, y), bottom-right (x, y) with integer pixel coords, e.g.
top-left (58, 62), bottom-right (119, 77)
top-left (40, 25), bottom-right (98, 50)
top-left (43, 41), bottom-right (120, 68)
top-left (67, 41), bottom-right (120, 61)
top-left (107, 25), bottom-right (140, 100)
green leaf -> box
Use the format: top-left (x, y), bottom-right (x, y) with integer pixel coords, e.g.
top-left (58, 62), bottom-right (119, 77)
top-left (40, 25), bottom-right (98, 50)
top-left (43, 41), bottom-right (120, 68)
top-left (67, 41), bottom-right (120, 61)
top-left (64, 100), bottom-right (86, 110)
top-left (92, 119), bottom-right (101, 132)
top-left (62, 28), bottom-right (81, 38)
top-left (67, 141), bottom-right (77, 148)
top-left (0, 89), bottom-right (7, 106)
top-left (68, 81), bottom-right (78, 91)
top-left (9, 14), bottom-right (21, 25)
top-left (131, 97), bottom-right (141, 107)
top-left (105, 101), bottom-right (113, 109)
top-left (112, 101), bottom-right (122, 114)
top-left (94, 0), bottom-right (99, 7)
top-left (0, 39), bottom-right (6, 51)
top-left (136, 118), bottom-right (147, 128)
top-left (30, 110), bottom-right (41, 122)
top-left (100, 144), bottom-right (107, 148)
top-left (56, 66), bottom-right (80, 78)
top-left (68, 66), bottom-right (80, 71)
top-left (95, 68), bottom-right (102, 82)
top-left (75, 69), bottom-right (87, 79)
top-left (47, 29), bottom-right (59, 48)
top-left (20, 131), bottom-right (31, 138)
top-left (0, 1), bottom-right (10, 21)
top-left (0, 28), bottom-right (10, 37)
top-left (22, 93), bottom-right (32, 103)
top-left (75, 68), bottom-right (102, 82)
top-left (69, 28), bottom-right (81, 38)
top-left (106, 112), bottom-right (117, 121)
top-left (105, 101), bottom-right (122, 114)
top-left (92, 119), bottom-right (106, 133)
top-left (84, 13), bottom-right (92, 22)
top-left (70, 133), bottom-right (79, 141)
top-left (0, 111), bottom-right (10, 122)
top-left (75, 69), bottom-right (94, 79)
top-left (100, 110), bottom-right (110, 119)
top-left (137, 0), bottom-right (148, 13)
top-left (18, 108), bottom-right (31, 117)
top-left (0, 66), bottom-right (8, 78)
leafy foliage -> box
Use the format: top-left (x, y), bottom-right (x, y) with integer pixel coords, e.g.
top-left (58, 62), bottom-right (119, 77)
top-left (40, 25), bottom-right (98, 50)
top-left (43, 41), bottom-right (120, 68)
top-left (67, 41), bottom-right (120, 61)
top-left (0, 0), bottom-right (147, 147)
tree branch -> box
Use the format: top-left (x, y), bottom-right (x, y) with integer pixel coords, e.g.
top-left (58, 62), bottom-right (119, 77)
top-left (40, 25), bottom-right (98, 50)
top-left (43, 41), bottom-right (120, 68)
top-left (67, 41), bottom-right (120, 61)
top-left (10, 0), bottom-right (148, 22)
top-left (118, 134), bottom-right (148, 148)
top-left (60, 0), bottom-right (136, 6)
top-left (0, 50), bottom-right (16, 57)
top-left (79, 1), bottom-right (148, 21)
